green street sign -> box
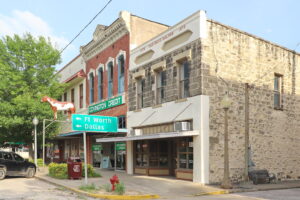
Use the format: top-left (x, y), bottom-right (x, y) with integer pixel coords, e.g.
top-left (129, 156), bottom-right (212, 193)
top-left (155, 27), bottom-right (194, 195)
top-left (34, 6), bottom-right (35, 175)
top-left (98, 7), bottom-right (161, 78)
top-left (92, 144), bottom-right (102, 151)
top-left (89, 95), bottom-right (124, 114)
top-left (116, 142), bottom-right (126, 151)
top-left (72, 114), bottom-right (118, 132)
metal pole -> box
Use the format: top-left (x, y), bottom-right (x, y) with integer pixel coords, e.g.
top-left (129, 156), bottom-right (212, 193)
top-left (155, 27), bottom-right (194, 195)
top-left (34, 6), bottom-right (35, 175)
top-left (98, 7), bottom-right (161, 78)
top-left (34, 124), bottom-right (37, 168)
top-left (83, 132), bottom-right (88, 185)
top-left (245, 83), bottom-right (249, 181)
top-left (221, 108), bottom-right (232, 189)
top-left (114, 142), bottom-right (117, 171)
top-left (43, 119), bottom-right (46, 167)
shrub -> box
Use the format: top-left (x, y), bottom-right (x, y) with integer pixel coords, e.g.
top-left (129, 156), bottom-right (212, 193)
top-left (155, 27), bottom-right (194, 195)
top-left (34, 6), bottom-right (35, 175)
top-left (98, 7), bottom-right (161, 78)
top-left (102, 184), bottom-right (112, 192)
top-left (48, 162), bottom-right (101, 179)
top-left (115, 182), bottom-right (125, 195)
top-left (48, 163), bottom-right (68, 179)
top-left (82, 164), bottom-right (101, 177)
top-left (79, 183), bottom-right (97, 192)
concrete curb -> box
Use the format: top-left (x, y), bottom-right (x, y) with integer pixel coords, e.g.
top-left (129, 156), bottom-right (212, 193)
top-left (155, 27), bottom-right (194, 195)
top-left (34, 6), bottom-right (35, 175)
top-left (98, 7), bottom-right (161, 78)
top-left (188, 190), bottom-right (229, 197)
top-left (35, 176), bottom-right (160, 200)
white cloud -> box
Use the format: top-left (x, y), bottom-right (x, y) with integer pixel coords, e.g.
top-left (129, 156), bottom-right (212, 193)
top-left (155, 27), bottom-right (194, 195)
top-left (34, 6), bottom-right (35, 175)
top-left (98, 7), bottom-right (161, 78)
top-left (0, 10), bottom-right (70, 50)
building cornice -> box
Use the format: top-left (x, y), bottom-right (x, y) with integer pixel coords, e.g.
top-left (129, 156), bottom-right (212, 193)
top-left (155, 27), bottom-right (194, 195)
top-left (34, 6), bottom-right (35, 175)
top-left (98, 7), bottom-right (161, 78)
top-left (81, 18), bottom-right (129, 61)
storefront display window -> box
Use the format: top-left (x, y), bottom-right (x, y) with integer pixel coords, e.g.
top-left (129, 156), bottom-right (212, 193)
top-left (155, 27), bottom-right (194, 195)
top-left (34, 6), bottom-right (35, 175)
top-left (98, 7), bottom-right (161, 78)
top-left (136, 141), bottom-right (148, 167)
top-left (178, 138), bottom-right (193, 169)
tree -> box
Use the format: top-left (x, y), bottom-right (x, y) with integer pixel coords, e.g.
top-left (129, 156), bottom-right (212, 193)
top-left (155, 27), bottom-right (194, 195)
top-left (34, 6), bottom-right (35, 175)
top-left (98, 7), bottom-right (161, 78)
top-left (0, 33), bottom-right (66, 145)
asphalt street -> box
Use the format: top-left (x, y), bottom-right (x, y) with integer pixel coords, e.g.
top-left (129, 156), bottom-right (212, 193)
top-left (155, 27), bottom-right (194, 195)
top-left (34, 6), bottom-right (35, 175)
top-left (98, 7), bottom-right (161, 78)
top-left (0, 177), bottom-right (95, 200)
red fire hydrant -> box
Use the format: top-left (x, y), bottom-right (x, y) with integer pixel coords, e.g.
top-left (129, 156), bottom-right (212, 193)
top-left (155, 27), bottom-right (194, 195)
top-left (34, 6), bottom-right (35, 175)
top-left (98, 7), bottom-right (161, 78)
top-left (110, 174), bottom-right (119, 191)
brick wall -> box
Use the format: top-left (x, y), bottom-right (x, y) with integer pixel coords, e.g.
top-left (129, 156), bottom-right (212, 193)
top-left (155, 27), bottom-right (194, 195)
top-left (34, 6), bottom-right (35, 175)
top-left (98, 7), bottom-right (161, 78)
top-left (86, 34), bottom-right (130, 105)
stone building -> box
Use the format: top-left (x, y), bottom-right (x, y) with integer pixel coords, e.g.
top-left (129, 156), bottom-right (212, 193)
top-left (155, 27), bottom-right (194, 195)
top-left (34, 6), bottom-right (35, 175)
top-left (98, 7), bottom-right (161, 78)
top-left (98, 10), bottom-right (300, 184)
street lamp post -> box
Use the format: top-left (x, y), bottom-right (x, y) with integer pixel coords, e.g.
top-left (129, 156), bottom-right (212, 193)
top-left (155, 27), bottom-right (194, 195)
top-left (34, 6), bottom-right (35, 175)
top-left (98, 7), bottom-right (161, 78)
top-left (33, 116), bottom-right (39, 168)
top-left (220, 94), bottom-right (233, 189)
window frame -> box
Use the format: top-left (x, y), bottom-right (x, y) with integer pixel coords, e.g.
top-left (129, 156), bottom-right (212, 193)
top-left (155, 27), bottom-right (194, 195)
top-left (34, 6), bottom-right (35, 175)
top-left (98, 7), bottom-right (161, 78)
top-left (107, 62), bottom-right (114, 98)
top-left (274, 73), bottom-right (283, 110)
top-left (137, 78), bottom-right (145, 109)
top-left (89, 72), bottom-right (95, 104)
top-left (177, 137), bottom-right (193, 170)
top-left (79, 84), bottom-right (83, 109)
top-left (156, 70), bottom-right (167, 104)
top-left (118, 55), bottom-right (125, 94)
top-left (98, 67), bottom-right (103, 101)
top-left (71, 88), bottom-right (75, 104)
top-left (118, 115), bottom-right (126, 129)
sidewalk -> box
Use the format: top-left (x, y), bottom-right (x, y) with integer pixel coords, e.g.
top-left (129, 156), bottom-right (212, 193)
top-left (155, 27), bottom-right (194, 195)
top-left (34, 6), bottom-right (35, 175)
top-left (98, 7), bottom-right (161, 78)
top-left (35, 167), bottom-right (300, 199)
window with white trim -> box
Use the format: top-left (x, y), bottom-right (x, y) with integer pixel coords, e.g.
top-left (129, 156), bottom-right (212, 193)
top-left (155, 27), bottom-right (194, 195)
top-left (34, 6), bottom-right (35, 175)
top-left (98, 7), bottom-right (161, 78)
top-left (179, 60), bottom-right (190, 99)
top-left (107, 62), bottom-right (113, 98)
top-left (89, 72), bottom-right (94, 104)
top-left (118, 115), bottom-right (126, 129)
top-left (156, 70), bottom-right (167, 104)
top-left (137, 78), bottom-right (145, 109)
top-left (98, 68), bottom-right (103, 101)
top-left (118, 55), bottom-right (125, 94)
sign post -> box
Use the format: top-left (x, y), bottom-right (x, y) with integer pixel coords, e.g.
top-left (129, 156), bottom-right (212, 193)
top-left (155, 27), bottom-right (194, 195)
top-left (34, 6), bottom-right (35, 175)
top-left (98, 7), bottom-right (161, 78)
top-left (71, 114), bottom-right (118, 185)
top-left (83, 132), bottom-right (88, 185)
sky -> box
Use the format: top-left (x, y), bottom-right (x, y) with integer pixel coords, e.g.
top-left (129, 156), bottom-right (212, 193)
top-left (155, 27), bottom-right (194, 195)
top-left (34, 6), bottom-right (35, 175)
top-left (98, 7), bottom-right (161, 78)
top-left (0, 0), bottom-right (299, 70)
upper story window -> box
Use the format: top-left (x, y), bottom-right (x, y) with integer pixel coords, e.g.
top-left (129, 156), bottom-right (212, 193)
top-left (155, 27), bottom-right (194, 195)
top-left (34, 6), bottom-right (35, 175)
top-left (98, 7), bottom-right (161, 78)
top-left (98, 68), bottom-right (103, 101)
top-left (179, 60), bottom-right (190, 99)
top-left (71, 88), bottom-right (75, 104)
top-left (156, 70), bottom-right (167, 104)
top-left (274, 73), bottom-right (283, 109)
top-left (137, 79), bottom-right (145, 109)
top-left (107, 62), bottom-right (114, 98)
top-left (79, 84), bottom-right (83, 109)
top-left (63, 92), bottom-right (67, 101)
top-left (118, 115), bottom-right (126, 129)
top-left (118, 55), bottom-right (125, 94)
top-left (89, 72), bottom-right (94, 104)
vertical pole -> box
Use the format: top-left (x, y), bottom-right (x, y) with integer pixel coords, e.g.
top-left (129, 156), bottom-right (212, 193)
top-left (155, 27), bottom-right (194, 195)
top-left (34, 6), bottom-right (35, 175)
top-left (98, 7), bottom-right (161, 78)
top-left (245, 83), bottom-right (249, 181)
top-left (221, 108), bottom-right (232, 189)
top-left (114, 142), bottom-right (117, 171)
top-left (83, 132), bottom-right (88, 185)
top-left (43, 119), bottom-right (46, 167)
top-left (34, 125), bottom-right (37, 168)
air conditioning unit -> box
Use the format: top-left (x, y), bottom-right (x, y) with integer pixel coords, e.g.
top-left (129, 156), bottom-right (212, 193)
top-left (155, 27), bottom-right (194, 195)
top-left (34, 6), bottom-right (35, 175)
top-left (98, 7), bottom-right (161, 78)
top-left (174, 121), bottom-right (191, 132)
top-left (134, 129), bottom-right (143, 136)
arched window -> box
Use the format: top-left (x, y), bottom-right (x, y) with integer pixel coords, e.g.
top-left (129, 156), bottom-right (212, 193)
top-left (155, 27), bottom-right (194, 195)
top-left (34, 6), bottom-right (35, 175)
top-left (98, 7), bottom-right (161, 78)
top-left (98, 68), bottom-right (103, 101)
top-left (107, 62), bottom-right (114, 98)
top-left (89, 72), bottom-right (94, 104)
top-left (118, 55), bottom-right (125, 93)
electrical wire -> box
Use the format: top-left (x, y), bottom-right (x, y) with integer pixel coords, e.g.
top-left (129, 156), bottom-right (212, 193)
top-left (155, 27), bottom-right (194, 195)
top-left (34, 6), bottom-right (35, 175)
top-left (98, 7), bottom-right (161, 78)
top-left (59, 0), bottom-right (113, 54)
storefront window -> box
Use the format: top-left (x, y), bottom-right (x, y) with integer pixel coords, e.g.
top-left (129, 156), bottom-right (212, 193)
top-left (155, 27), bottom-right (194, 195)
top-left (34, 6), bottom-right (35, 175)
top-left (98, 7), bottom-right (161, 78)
top-left (178, 138), bottom-right (193, 169)
top-left (135, 141), bottom-right (148, 167)
top-left (149, 140), bottom-right (168, 167)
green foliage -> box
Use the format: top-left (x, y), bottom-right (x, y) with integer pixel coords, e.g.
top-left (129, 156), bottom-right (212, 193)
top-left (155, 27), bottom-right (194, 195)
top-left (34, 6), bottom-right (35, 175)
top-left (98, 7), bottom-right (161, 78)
top-left (79, 183), bottom-right (98, 192)
top-left (0, 33), bottom-right (66, 144)
top-left (114, 182), bottom-right (125, 195)
top-left (102, 184), bottom-right (112, 192)
top-left (48, 162), bottom-right (101, 179)
top-left (82, 164), bottom-right (102, 177)
top-left (48, 163), bottom-right (68, 179)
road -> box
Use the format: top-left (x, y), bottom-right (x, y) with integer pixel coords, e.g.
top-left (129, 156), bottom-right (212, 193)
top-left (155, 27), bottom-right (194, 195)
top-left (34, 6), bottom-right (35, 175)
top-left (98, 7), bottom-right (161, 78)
top-left (0, 177), bottom-right (95, 200)
top-left (169, 188), bottom-right (300, 200)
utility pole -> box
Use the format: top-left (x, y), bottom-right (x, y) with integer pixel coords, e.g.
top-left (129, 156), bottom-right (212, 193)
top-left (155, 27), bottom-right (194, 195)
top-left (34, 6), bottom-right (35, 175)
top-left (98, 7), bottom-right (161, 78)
top-left (245, 83), bottom-right (250, 181)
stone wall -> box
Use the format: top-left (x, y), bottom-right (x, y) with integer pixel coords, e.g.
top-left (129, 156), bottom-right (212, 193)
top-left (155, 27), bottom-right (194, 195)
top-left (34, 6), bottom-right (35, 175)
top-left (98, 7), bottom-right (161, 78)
top-left (128, 39), bottom-right (202, 111)
top-left (202, 20), bottom-right (300, 183)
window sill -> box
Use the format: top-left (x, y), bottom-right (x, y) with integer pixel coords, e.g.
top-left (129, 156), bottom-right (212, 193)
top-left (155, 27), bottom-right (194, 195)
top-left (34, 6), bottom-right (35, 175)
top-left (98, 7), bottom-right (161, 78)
top-left (152, 104), bottom-right (162, 109)
top-left (175, 98), bottom-right (188, 103)
top-left (274, 107), bottom-right (283, 111)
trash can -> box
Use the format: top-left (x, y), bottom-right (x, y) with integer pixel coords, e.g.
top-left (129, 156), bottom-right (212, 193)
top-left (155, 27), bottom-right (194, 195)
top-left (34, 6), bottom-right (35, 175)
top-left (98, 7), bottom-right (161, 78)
top-left (67, 159), bottom-right (82, 179)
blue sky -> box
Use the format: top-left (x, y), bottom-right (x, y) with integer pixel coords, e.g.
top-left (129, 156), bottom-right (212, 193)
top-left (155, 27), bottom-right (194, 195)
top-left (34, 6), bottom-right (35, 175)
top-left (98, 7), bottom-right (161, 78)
top-left (0, 0), bottom-right (299, 70)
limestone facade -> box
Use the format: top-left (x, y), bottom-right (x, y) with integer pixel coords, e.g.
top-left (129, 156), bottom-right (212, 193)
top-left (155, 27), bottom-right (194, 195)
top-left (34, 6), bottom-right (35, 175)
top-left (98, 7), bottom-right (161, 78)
top-left (128, 11), bottom-right (300, 183)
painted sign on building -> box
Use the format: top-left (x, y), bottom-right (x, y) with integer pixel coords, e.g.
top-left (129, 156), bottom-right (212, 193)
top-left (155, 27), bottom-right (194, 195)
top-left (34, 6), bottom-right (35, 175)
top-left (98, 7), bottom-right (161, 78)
top-left (88, 95), bottom-right (124, 114)
top-left (116, 142), bottom-right (126, 151)
top-left (72, 114), bottom-right (118, 132)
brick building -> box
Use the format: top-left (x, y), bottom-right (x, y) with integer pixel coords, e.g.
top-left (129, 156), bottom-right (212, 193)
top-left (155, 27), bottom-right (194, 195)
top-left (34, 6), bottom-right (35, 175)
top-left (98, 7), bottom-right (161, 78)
top-left (80, 11), bottom-right (168, 169)
top-left (98, 10), bottom-right (300, 184)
